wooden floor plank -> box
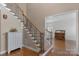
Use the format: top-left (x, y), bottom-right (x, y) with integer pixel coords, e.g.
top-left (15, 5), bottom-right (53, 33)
top-left (7, 47), bottom-right (39, 56)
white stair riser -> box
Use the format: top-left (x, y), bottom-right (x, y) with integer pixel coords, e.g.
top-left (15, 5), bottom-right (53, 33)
top-left (24, 27), bottom-right (26, 29)
top-left (33, 40), bottom-right (37, 43)
top-left (25, 29), bottom-right (29, 31)
top-left (31, 37), bottom-right (34, 39)
top-left (35, 44), bottom-right (40, 47)
top-left (27, 31), bottom-right (30, 33)
top-left (29, 34), bottom-right (32, 36)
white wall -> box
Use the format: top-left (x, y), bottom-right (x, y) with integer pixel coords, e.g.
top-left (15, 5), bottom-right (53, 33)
top-left (45, 11), bottom-right (77, 52)
top-left (0, 7), bottom-right (22, 52)
top-left (27, 3), bottom-right (79, 32)
top-left (52, 12), bottom-right (76, 41)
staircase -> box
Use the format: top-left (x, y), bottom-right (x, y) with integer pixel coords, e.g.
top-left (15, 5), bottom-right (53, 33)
top-left (2, 3), bottom-right (44, 53)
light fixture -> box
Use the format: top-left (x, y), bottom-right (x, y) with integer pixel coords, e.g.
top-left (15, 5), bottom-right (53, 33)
top-left (3, 14), bottom-right (7, 19)
top-left (5, 7), bottom-right (11, 11)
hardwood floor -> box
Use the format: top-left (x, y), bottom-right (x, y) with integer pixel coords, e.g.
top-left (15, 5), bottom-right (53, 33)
top-left (1, 39), bottom-right (77, 56)
top-left (55, 39), bottom-right (65, 49)
top-left (7, 48), bottom-right (39, 56)
top-left (2, 39), bottom-right (66, 56)
top-left (47, 39), bottom-right (78, 56)
top-left (47, 50), bottom-right (77, 56)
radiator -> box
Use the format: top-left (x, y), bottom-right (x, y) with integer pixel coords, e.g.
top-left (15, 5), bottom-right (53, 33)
top-left (8, 32), bottom-right (22, 53)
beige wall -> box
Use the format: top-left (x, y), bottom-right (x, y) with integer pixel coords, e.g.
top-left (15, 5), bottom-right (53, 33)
top-left (27, 3), bottom-right (79, 32)
top-left (0, 6), bottom-right (22, 52)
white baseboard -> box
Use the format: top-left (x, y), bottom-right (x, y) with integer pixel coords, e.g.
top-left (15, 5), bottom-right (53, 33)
top-left (23, 45), bottom-right (40, 52)
top-left (0, 50), bottom-right (7, 55)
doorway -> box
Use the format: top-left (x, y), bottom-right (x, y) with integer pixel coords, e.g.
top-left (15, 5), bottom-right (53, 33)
top-left (54, 30), bottom-right (65, 49)
top-left (45, 11), bottom-right (78, 55)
